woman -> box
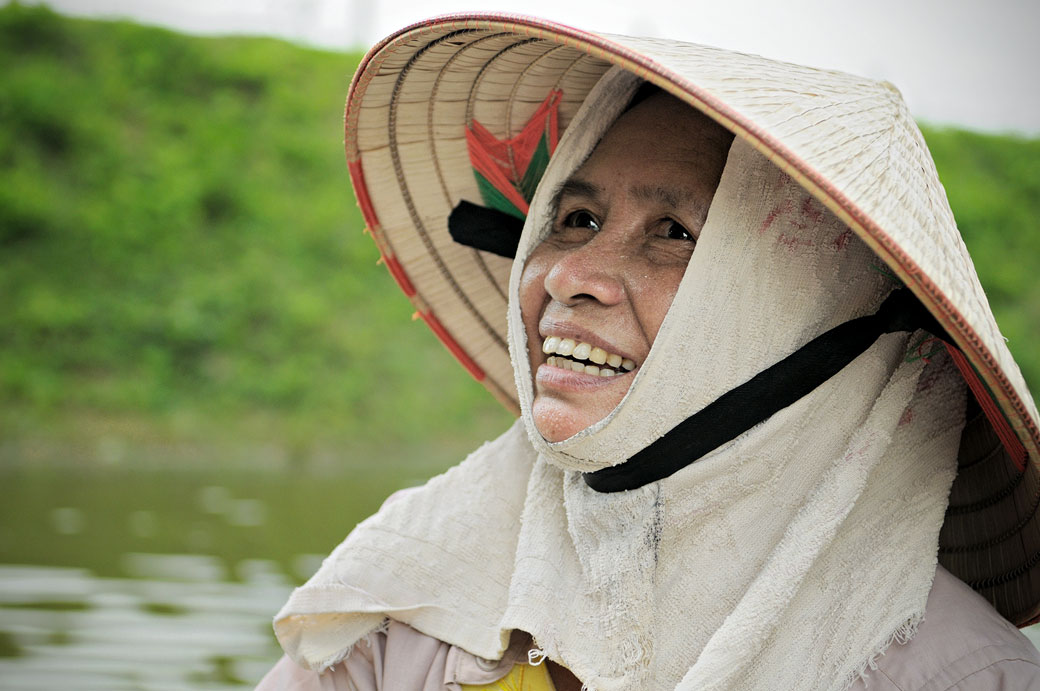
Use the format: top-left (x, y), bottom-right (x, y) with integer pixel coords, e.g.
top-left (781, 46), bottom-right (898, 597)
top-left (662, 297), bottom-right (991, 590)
top-left (260, 14), bottom-right (1040, 691)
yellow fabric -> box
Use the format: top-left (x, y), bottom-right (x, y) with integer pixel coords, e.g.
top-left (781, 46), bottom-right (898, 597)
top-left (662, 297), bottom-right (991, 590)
top-left (460, 662), bottom-right (556, 691)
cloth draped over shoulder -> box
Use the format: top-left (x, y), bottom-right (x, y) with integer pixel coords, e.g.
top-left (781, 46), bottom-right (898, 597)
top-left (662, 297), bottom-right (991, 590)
top-left (273, 68), bottom-right (970, 691)
top-left (261, 568), bottom-right (1040, 691)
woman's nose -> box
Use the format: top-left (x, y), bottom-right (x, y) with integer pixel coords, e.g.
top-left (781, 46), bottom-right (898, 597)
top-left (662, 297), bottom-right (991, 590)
top-left (543, 233), bottom-right (627, 307)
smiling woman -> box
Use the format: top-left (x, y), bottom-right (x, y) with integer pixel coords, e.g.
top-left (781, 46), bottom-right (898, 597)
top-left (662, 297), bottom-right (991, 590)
top-left (259, 13), bottom-right (1040, 691)
top-left (521, 92), bottom-right (733, 442)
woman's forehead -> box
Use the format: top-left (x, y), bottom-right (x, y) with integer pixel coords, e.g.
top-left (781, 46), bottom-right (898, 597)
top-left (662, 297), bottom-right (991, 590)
top-left (555, 93), bottom-right (733, 215)
top-left (597, 91), bottom-right (733, 155)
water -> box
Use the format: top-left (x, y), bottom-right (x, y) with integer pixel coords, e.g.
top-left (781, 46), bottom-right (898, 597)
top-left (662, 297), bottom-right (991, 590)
top-left (0, 562), bottom-right (286, 688)
top-left (0, 461), bottom-right (435, 690)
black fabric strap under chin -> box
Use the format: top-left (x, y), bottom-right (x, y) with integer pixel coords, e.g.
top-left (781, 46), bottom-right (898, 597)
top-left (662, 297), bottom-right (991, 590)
top-left (583, 288), bottom-right (945, 493)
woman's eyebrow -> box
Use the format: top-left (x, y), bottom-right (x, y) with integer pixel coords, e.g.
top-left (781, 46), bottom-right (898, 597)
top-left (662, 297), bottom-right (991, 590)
top-left (551, 178), bottom-right (603, 212)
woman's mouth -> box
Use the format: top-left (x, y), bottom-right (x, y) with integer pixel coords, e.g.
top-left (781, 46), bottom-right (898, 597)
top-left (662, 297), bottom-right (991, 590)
top-left (540, 335), bottom-right (637, 377)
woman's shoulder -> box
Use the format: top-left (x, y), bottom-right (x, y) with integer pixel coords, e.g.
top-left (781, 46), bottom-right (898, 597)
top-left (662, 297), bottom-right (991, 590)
top-left (854, 566), bottom-right (1040, 691)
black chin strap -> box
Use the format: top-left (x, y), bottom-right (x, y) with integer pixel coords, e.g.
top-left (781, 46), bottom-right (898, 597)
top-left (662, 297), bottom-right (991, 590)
top-left (583, 289), bottom-right (945, 493)
top-left (448, 201), bottom-right (523, 258)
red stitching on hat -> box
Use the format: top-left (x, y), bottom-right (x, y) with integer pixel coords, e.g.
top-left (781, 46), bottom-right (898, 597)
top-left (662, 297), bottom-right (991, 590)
top-left (419, 310), bottom-right (486, 381)
top-left (348, 159), bottom-right (378, 231)
top-left (347, 160), bottom-right (417, 298)
top-left (946, 342), bottom-right (1027, 472)
top-left (381, 254), bottom-right (416, 298)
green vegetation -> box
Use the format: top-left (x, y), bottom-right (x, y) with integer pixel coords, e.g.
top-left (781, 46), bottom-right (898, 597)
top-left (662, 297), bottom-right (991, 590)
top-left (0, 4), bottom-right (1037, 466)
top-left (919, 125), bottom-right (1040, 387)
top-left (0, 3), bottom-right (512, 461)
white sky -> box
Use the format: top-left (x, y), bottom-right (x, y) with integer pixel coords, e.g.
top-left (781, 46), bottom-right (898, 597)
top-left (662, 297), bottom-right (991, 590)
top-left (34, 0), bottom-right (1040, 134)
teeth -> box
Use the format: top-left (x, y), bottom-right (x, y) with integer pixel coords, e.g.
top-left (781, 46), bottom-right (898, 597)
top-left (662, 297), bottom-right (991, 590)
top-left (544, 355), bottom-right (617, 378)
top-left (540, 336), bottom-right (637, 372)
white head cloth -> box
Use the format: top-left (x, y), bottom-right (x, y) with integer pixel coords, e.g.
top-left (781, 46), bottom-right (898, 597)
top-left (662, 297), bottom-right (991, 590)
top-left (274, 67), bottom-right (966, 691)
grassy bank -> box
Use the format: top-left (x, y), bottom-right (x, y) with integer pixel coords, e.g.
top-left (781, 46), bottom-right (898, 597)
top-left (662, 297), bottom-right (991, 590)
top-left (0, 4), bottom-right (513, 462)
top-left (1, 4), bottom-right (1037, 465)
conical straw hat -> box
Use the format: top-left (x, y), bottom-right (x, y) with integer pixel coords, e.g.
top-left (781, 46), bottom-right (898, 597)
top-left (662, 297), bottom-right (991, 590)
top-left (344, 13), bottom-right (1040, 625)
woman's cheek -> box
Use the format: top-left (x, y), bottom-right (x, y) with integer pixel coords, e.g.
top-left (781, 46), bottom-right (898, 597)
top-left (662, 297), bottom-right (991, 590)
top-left (518, 255), bottom-right (551, 367)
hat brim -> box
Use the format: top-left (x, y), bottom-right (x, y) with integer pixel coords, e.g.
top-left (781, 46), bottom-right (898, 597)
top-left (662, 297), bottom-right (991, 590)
top-left (344, 12), bottom-right (1040, 625)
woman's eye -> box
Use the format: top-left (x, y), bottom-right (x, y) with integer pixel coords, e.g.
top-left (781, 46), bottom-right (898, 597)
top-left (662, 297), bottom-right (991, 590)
top-left (563, 210), bottom-right (600, 231)
top-left (665, 220), bottom-right (694, 241)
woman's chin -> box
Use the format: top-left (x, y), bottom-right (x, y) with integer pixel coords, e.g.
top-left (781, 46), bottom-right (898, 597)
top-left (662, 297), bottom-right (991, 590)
top-left (529, 362), bottom-right (634, 441)
top-left (531, 394), bottom-right (617, 443)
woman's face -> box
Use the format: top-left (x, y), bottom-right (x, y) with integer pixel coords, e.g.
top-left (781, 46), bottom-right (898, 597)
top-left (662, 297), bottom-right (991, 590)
top-left (519, 92), bottom-right (732, 442)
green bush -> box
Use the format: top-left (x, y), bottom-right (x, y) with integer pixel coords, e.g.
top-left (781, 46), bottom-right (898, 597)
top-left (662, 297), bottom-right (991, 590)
top-left (922, 126), bottom-right (1040, 393)
top-left (0, 4), bottom-right (512, 450)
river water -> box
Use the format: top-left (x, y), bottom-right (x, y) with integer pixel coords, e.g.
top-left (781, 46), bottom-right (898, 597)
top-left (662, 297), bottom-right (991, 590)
top-left (0, 460), bottom-right (432, 689)
top-left (0, 560), bottom-right (290, 688)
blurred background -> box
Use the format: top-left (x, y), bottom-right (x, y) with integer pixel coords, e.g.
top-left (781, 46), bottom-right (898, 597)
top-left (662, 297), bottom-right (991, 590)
top-left (0, 1), bottom-right (1038, 688)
